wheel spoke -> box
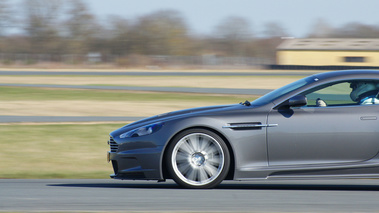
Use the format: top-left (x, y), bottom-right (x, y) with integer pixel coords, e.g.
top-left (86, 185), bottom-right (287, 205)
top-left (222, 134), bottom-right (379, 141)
top-left (203, 163), bottom-right (218, 176)
top-left (207, 156), bottom-right (221, 166)
top-left (187, 135), bottom-right (200, 152)
top-left (177, 161), bottom-right (191, 174)
top-left (186, 167), bottom-right (197, 181)
top-left (198, 167), bottom-right (209, 182)
top-left (204, 142), bottom-right (217, 154)
top-left (179, 140), bottom-right (194, 154)
top-left (199, 137), bottom-right (211, 152)
top-left (176, 151), bottom-right (189, 163)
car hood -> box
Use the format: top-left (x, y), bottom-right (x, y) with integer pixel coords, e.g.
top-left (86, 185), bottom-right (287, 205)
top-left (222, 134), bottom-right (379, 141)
top-left (111, 104), bottom-right (245, 136)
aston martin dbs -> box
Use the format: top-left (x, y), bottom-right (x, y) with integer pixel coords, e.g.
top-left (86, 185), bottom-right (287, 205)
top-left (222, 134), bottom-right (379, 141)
top-left (108, 70), bottom-right (379, 188)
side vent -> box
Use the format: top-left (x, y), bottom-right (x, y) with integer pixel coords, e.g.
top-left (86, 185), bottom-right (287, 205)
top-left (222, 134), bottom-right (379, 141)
top-left (223, 122), bottom-right (278, 130)
top-left (223, 122), bottom-right (263, 130)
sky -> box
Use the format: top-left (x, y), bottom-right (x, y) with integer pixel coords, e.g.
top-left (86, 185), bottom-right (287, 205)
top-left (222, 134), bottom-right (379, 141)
top-left (82, 0), bottom-right (379, 38)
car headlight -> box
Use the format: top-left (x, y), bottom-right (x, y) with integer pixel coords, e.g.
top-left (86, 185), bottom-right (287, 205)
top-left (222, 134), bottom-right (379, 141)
top-left (119, 122), bottom-right (163, 138)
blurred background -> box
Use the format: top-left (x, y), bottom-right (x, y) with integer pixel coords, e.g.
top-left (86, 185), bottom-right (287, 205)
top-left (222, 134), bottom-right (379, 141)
top-left (1, 0), bottom-right (379, 179)
top-left (0, 0), bottom-right (379, 69)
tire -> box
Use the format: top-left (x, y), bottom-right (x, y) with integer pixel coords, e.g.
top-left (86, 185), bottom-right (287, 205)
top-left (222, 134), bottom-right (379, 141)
top-left (166, 128), bottom-right (230, 189)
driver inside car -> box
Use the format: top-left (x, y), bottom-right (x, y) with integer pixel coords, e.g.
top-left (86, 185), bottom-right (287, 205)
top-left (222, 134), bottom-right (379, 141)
top-left (350, 81), bottom-right (379, 104)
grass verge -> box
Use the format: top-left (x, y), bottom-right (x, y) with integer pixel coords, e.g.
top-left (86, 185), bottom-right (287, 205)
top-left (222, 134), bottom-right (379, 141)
top-left (0, 86), bottom-right (248, 102)
top-left (0, 86), bottom-right (253, 117)
top-left (0, 123), bottom-right (122, 179)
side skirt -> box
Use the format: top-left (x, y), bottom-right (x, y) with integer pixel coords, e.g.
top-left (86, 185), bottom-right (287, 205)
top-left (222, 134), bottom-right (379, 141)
top-left (234, 159), bottom-right (379, 180)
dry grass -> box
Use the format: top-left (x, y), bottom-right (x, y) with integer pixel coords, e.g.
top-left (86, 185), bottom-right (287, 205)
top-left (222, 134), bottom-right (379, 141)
top-left (0, 87), bottom-right (248, 118)
top-left (0, 75), bottom-right (299, 89)
top-left (0, 123), bottom-right (120, 178)
top-left (0, 100), bottom-right (236, 117)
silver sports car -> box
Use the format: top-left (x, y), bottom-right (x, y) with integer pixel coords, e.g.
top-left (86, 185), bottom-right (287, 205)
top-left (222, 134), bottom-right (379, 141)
top-left (107, 70), bottom-right (379, 188)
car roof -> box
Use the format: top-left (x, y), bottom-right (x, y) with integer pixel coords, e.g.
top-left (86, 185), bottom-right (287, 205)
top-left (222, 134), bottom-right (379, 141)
top-left (314, 70), bottom-right (379, 81)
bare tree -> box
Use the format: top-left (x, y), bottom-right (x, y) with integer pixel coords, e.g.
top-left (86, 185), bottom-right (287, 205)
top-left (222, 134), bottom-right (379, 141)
top-left (331, 22), bottom-right (379, 38)
top-left (307, 19), bottom-right (334, 38)
top-left (307, 19), bottom-right (379, 38)
top-left (64, 0), bottom-right (98, 54)
top-left (129, 10), bottom-right (190, 55)
top-left (0, 0), bottom-right (13, 36)
top-left (22, 0), bottom-right (64, 53)
top-left (107, 15), bottom-right (131, 55)
top-left (262, 22), bottom-right (288, 38)
top-left (252, 22), bottom-right (289, 61)
top-left (65, 0), bottom-right (96, 39)
top-left (213, 16), bottom-right (253, 56)
top-left (23, 0), bottom-right (62, 37)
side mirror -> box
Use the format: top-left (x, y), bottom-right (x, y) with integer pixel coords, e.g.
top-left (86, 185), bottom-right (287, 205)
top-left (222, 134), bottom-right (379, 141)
top-left (288, 95), bottom-right (307, 107)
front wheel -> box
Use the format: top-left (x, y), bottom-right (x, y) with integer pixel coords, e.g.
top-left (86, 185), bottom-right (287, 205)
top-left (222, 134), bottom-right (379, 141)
top-left (166, 129), bottom-right (230, 189)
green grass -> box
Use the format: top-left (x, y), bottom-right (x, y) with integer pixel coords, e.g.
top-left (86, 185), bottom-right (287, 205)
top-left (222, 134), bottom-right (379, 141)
top-left (0, 123), bottom-right (122, 179)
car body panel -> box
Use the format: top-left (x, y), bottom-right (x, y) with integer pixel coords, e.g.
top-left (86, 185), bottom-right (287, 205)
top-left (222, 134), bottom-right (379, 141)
top-left (268, 105), bottom-right (379, 166)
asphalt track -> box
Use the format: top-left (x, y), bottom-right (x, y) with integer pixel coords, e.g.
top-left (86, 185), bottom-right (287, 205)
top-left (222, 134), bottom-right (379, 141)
top-left (2, 179), bottom-right (379, 212)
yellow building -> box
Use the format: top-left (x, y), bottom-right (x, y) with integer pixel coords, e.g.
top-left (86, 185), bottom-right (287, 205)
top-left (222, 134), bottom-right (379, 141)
top-left (277, 38), bottom-right (379, 67)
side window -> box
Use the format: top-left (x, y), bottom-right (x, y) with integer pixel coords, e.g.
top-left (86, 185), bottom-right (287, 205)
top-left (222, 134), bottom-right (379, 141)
top-left (304, 80), bottom-right (379, 107)
top-left (305, 82), bottom-right (355, 107)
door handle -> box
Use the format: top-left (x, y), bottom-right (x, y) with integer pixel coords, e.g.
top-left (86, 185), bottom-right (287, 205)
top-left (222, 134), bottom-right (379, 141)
top-left (360, 116), bottom-right (377, 120)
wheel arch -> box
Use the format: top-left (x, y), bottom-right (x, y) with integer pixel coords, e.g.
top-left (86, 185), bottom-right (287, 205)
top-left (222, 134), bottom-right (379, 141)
top-left (161, 126), bottom-right (235, 181)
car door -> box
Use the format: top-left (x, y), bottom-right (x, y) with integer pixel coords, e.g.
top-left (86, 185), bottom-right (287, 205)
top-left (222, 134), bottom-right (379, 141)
top-left (266, 81), bottom-right (379, 166)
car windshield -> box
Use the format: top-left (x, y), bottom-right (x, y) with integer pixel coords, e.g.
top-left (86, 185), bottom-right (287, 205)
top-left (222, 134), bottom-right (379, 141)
top-left (251, 76), bottom-right (316, 106)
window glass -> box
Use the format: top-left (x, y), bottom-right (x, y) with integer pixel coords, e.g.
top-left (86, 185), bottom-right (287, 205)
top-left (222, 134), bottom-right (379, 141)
top-left (251, 76), bottom-right (316, 106)
top-left (303, 80), bottom-right (379, 107)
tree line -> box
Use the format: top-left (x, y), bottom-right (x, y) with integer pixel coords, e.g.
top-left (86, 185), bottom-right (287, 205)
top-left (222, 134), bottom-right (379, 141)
top-left (1, 0), bottom-right (379, 66)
